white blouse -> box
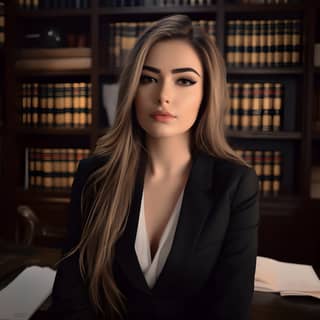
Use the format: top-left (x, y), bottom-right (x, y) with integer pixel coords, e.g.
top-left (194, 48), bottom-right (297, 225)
top-left (134, 188), bottom-right (185, 288)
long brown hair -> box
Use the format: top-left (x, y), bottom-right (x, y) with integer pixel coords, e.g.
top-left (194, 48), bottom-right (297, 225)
top-left (66, 14), bottom-right (246, 319)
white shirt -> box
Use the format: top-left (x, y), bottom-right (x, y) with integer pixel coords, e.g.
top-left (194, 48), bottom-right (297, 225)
top-left (134, 188), bottom-right (185, 288)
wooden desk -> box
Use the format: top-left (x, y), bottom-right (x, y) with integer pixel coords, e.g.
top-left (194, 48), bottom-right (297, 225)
top-left (1, 243), bottom-right (320, 320)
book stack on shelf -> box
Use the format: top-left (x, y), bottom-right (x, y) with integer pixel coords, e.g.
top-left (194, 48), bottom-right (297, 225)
top-left (235, 149), bottom-right (281, 197)
top-left (25, 147), bottom-right (90, 190)
top-left (17, 0), bottom-right (90, 9)
top-left (227, 82), bottom-right (282, 131)
top-left (20, 81), bottom-right (92, 128)
top-left (226, 19), bottom-right (302, 67)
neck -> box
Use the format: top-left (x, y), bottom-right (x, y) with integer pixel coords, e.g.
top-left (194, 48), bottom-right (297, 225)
top-left (145, 133), bottom-right (192, 178)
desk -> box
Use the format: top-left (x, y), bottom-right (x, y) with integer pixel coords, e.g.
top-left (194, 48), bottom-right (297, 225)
top-left (1, 243), bottom-right (320, 320)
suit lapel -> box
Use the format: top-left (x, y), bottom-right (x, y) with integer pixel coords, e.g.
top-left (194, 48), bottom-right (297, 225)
top-left (115, 151), bottom-right (215, 295)
top-left (152, 151), bottom-right (214, 295)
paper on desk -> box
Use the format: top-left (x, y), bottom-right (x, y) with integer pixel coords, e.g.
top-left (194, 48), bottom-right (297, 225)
top-left (254, 256), bottom-right (320, 299)
top-left (0, 266), bottom-right (56, 320)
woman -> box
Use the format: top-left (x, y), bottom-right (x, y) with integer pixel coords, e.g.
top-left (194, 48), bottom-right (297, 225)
top-left (49, 14), bottom-right (259, 320)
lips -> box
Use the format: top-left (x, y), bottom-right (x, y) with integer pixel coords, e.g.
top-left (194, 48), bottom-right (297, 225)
top-left (150, 112), bottom-right (176, 122)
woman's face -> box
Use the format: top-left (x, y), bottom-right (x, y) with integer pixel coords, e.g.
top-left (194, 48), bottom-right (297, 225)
top-left (134, 39), bottom-right (203, 139)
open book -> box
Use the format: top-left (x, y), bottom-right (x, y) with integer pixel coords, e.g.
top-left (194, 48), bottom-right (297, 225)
top-left (0, 266), bottom-right (56, 320)
top-left (255, 256), bottom-right (320, 299)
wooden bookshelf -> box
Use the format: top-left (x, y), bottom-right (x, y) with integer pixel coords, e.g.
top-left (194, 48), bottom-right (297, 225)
top-left (1, 0), bottom-right (319, 267)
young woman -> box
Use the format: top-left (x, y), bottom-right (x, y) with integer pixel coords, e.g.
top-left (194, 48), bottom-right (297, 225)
top-left (49, 14), bottom-right (260, 320)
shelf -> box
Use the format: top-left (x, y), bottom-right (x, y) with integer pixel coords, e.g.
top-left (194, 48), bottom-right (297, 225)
top-left (98, 5), bottom-right (217, 16)
top-left (16, 127), bottom-right (92, 135)
top-left (227, 67), bottom-right (304, 75)
top-left (225, 4), bottom-right (304, 13)
top-left (226, 130), bottom-right (302, 140)
top-left (16, 9), bottom-right (92, 18)
top-left (17, 188), bottom-right (70, 204)
top-left (260, 194), bottom-right (302, 214)
top-left (17, 48), bottom-right (92, 59)
top-left (16, 69), bottom-right (91, 77)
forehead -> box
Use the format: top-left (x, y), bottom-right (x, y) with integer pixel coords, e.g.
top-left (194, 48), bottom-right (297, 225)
top-left (144, 39), bottom-right (203, 74)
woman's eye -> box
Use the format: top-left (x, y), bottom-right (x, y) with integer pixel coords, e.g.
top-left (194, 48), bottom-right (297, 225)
top-left (140, 75), bottom-right (157, 84)
top-left (177, 78), bottom-right (196, 86)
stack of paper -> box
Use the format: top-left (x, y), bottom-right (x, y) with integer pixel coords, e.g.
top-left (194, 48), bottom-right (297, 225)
top-left (0, 266), bottom-right (56, 320)
top-left (255, 256), bottom-right (320, 299)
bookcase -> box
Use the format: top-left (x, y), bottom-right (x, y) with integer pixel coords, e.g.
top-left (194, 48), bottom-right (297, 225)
top-left (1, 0), bottom-right (319, 267)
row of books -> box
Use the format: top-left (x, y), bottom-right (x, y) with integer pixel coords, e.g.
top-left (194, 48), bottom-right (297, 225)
top-left (25, 147), bottom-right (90, 189)
top-left (235, 149), bottom-right (281, 197)
top-left (17, 0), bottom-right (90, 9)
top-left (226, 19), bottom-right (302, 67)
top-left (100, 0), bottom-right (214, 6)
top-left (107, 20), bottom-right (215, 69)
top-left (20, 82), bottom-right (92, 127)
top-left (0, 12), bottom-right (4, 47)
top-left (226, 82), bottom-right (282, 131)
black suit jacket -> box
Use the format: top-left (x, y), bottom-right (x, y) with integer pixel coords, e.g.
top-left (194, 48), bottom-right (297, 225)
top-left (49, 151), bottom-right (260, 320)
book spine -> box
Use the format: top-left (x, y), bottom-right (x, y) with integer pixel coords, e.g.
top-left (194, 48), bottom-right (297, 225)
top-left (72, 83), bottom-right (81, 127)
top-left (273, 83), bottom-right (282, 130)
top-left (27, 83), bottom-right (33, 126)
top-left (21, 83), bottom-right (28, 126)
top-left (232, 83), bottom-right (240, 129)
top-left (47, 83), bottom-right (54, 127)
top-left (243, 21), bottom-right (251, 66)
top-left (266, 20), bottom-right (274, 67)
top-left (252, 83), bottom-right (262, 130)
top-left (67, 148), bottom-right (75, 188)
top-left (235, 20), bottom-right (243, 66)
top-left (292, 19), bottom-right (301, 65)
top-left (227, 20), bottom-right (236, 66)
top-left (56, 83), bottom-right (65, 127)
top-left (251, 20), bottom-right (259, 67)
top-left (32, 83), bottom-right (39, 127)
top-left (262, 83), bottom-right (272, 131)
top-left (283, 19), bottom-right (291, 66)
top-left (260, 20), bottom-right (268, 67)
top-left (79, 82), bottom-right (86, 127)
top-left (64, 83), bottom-right (73, 127)
top-left (273, 150), bottom-right (281, 196)
top-left (241, 83), bottom-right (251, 130)
top-left (225, 83), bottom-right (232, 129)
top-left (87, 83), bottom-right (92, 126)
top-left (262, 150), bottom-right (273, 197)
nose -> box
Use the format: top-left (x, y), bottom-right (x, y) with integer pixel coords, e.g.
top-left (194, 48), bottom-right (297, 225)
top-left (157, 79), bottom-right (172, 106)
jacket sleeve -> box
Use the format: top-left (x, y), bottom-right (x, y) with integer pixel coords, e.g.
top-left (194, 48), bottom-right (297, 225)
top-left (201, 166), bottom-right (260, 320)
top-left (48, 159), bottom-right (99, 320)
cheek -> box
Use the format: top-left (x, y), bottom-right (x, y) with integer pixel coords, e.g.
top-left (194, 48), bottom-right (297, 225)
top-left (181, 88), bottom-right (203, 121)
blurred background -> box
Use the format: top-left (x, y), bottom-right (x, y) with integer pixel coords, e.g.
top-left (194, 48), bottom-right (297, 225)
top-left (0, 0), bottom-right (319, 268)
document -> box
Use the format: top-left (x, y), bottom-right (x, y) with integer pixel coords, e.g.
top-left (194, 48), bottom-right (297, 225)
top-left (255, 256), bottom-right (320, 299)
top-left (0, 266), bottom-right (56, 320)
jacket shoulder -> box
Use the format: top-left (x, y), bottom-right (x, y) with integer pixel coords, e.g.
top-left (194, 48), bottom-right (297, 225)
top-left (209, 155), bottom-right (259, 195)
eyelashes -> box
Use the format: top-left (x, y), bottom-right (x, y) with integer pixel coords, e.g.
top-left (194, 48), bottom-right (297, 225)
top-left (139, 74), bottom-right (197, 86)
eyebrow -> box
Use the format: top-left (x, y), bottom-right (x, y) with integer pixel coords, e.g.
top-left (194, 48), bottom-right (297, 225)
top-left (142, 65), bottom-right (201, 77)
